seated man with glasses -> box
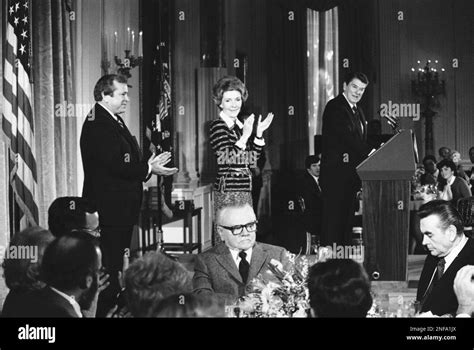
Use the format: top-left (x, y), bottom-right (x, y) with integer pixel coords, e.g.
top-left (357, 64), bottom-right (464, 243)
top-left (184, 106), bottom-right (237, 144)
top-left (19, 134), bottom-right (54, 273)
top-left (48, 197), bottom-right (101, 238)
top-left (193, 202), bottom-right (289, 304)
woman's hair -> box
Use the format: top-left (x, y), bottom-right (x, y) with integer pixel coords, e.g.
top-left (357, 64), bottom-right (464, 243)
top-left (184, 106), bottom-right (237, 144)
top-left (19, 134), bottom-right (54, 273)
top-left (124, 251), bottom-right (192, 317)
top-left (307, 259), bottom-right (372, 317)
top-left (2, 226), bottom-right (54, 293)
top-left (153, 293), bottom-right (225, 318)
top-left (212, 76), bottom-right (248, 108)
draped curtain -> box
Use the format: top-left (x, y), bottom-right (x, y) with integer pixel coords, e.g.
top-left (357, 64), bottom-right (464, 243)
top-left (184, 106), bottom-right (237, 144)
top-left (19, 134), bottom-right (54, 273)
top-left (32, 0), bottom-right (77, 227)
top-left (307, 7), bottom-right (339, 154)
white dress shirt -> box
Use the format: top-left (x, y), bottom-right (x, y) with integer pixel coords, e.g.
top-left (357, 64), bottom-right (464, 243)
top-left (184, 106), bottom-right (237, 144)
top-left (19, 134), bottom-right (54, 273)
top-left (49, 287), bottom-right (83, 318)
top-left (229, 246), bottom-right (253, 269)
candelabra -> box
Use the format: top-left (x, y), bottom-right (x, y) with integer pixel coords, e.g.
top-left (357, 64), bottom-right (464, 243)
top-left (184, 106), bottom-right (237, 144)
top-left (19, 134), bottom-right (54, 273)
top-left (114, 50), bottom-right (143, 79)
top-left (101, 30), bottom-right (143, 79)
top-left (411, 60), bottom-right (446, 156)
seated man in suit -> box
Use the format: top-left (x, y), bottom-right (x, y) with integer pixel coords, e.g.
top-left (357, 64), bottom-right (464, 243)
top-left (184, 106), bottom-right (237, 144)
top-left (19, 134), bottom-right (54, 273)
top-left (453, 265), bottom-right (474, 317)
top-left (420, 155), bottom-right (439, 186)
top-left (48, 197), bottom-right (100, 238)
top-left (1, 227), bottom-right (54, 317)
top-left (193, 202), bottom-right (289, 303)
top-left (307, 259), bottom-right (372, 318)
top-left (11, 231), bottom-right (107, 317)
top-left (416, 200), bottom-right (474, 316)
top-left (299, 155), bottom-right (323, 239)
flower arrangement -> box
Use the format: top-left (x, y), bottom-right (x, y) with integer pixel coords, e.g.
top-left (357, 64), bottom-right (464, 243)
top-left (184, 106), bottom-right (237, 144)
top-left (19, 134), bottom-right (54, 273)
top-left (237, 253), bottom-right (319, 318)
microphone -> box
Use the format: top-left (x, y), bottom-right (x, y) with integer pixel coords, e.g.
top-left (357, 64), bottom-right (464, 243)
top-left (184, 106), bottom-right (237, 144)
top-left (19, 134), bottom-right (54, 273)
top-left (377, 107), bottom-right (398, 130)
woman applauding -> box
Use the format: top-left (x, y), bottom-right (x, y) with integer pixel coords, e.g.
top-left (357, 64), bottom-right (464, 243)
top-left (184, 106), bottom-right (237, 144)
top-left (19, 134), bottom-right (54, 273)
top-left (209, 76), bottom-right (273, 243)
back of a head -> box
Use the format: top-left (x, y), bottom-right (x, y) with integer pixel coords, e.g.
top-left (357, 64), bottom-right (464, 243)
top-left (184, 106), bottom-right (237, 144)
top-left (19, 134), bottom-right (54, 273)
top-left (307, 259), bottom-right (372, 318)
top-left (2, 226), bottom-right (54, 292)
top-left (154, 293), bottom-right (225, 318)
top-left (124, 251), bottom-right (192, 317)
top-left (41, 231), bottom-right (99, 291)
top-left (48, 197), bottom-right (96, 237)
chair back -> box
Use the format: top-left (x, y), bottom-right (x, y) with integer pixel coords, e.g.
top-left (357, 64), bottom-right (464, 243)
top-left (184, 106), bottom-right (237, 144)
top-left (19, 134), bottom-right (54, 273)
top-left (457, 196), bottom-right (474, 227)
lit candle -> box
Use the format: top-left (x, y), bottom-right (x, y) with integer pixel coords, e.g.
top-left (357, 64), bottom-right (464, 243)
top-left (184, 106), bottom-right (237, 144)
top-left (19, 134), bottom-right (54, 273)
top-left (131, 31), bottom-right (135, 56)
top-left (114, 32), bottom-right (118, 57)
top-left (127, 27), bottom-right (130, 51)
top-left (139, 31), bottom-right (143, 57)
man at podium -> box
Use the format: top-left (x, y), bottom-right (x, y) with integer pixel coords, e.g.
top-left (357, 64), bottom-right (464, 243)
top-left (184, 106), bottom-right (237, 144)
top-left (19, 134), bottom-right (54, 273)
top-left (320, 72), bottom-right (372, 245)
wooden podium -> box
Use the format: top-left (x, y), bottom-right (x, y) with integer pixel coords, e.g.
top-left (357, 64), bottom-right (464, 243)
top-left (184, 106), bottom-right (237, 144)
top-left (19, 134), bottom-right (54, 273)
top-left (357, 130), bottom-right (417, 281)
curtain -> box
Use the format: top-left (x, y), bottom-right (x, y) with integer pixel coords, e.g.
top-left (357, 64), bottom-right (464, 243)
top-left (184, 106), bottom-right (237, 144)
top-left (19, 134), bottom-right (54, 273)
top-left (32, 0), bottom-right (77, 227)
top-left (307, 7), bottom-right (339, 154)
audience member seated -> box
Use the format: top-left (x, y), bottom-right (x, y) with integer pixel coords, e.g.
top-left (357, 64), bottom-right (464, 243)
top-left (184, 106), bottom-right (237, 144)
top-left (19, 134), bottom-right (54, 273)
top-left (450, 150), bottom-right (470, 183)
top-left (124, 251), bottom-right (192, 317)
top-left (1, 227), bottom-right (54, 317)
top-left (298, 155), bottom-right (323, 238)
top-left (468, 147), bottom-right (474, 188)
top-left (453, 265), bottom-right (474, 317)
top-left (48, 196), bottom-right (100, 238)
top-left (193, 202), bottom-right (289, 304)
top-left (7, 231), bottom-right (106, 317)
top-left (420, 155), bottom-right (439, 186)
top-left (154, 293), bottom-right (224, 318)
top-left (437, 159), bottom-right (471, 205)
top-left (438, 146), bottom-right (451, 162)
top-left (307, 259), bottom-right (372, 318)
top-left (416, 200), bottom-right (474, 316)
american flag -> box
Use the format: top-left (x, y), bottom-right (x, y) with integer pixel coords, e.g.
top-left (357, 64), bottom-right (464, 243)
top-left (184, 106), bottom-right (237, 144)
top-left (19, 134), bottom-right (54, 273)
top-left (1, 0), bottom-right (38, 227)
top-left (146, 62), bottom-right (171, 153)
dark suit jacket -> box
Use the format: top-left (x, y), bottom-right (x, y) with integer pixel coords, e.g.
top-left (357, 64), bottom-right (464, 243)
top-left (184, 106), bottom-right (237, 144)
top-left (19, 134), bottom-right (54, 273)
top-left (299, 172), bottom-right (322, 235)
top-left (80, 103), bottom-right (148, 226)
top-left (193, 242), bottom-right (289, 303)
top-left (2, 287), bottom-right (80, 318)
top-left (320, 94), bottom-right (370, 192)
top-left (416, 237), bottom-right (474, 316)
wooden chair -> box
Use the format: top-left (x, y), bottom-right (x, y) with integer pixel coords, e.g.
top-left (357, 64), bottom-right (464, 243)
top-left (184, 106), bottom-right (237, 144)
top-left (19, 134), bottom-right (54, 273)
top-left (457, 196), bottom-right (474, 237)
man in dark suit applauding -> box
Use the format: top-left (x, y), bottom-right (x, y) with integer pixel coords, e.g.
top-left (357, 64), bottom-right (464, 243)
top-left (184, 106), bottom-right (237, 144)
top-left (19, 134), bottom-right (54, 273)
top-left (80, 74), bottom-right (178, 315)
top-left (193, 202), bottom-right (289, 304)
top-left (416, 200), bottom-right (474, 316)
top-left (320, 72), bottom-right (371, 245)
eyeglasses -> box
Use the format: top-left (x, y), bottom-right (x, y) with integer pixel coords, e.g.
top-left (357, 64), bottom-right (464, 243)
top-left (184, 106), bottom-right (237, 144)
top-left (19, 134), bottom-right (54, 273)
top-left (219, 220), bottom-right (258, 236)
top-left (72, 226), bottom-right (101, 238)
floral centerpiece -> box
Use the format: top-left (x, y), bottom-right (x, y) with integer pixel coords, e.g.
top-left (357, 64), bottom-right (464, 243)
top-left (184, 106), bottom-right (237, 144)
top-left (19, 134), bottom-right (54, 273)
top-left (236, 253), bottom-right (320, 318)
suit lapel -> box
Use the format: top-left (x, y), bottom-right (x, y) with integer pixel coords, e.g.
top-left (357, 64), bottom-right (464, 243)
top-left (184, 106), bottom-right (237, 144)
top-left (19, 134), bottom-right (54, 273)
top-left (215, 244), bottom-right (243, 283)
top-left (248, 244), bottom-right (268, 282)
top-left (95, 104), bottom-right (141, 159)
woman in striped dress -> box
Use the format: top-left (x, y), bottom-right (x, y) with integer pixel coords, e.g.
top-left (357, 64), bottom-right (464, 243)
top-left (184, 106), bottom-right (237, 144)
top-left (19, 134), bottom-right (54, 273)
top-left (210, 76), bottom-right (273, 243)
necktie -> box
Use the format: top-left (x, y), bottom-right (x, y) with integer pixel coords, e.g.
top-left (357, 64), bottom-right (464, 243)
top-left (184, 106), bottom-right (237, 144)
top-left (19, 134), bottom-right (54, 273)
top-left (352, 106), bottom-right (363, 135)
top-left (238, 251), bottom-right (250, 283)
top-left (420, 258), bottom-right (445, 311)
top-left (116, 115), bottom-right (125, 129)
top-left (436, 258), bottom-right (445, 280)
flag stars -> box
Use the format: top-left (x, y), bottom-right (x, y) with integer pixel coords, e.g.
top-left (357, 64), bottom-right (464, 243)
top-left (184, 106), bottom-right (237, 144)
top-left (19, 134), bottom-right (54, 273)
top-left (21, 30), bottom-right (28, 39)
top-left (22, 16), bottom-right (28, 24)
top-left (23, 1), bottom-right (28, 9)
top-left (15, 2), bottom-right (20, 11)
top-left (19, 44), bottom-right (26, 55)
top-left (14, 17), bottom-right (19, 26)
top-left (10, 6), bottom-right (14, 14)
